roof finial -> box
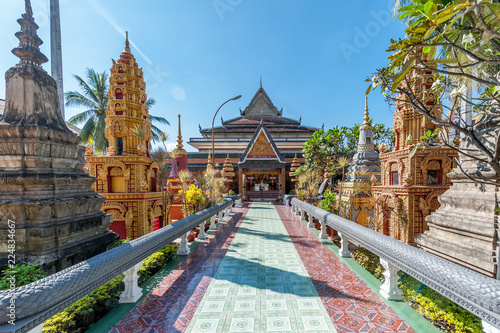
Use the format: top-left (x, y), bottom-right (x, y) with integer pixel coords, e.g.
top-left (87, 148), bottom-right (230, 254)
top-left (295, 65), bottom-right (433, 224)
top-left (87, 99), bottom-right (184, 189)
top-left (25, 0), bottom-right (33, 18)
top-left (12, 0), bottom-right (48, 66)
top-left (176, 114), bottom-right (184, 149)
top-left (125, 31), bottom-right (130, 52)
top-left (260, 75), bottom-right (262, 89)
top-left (363, 96), bottom-right (370, 125)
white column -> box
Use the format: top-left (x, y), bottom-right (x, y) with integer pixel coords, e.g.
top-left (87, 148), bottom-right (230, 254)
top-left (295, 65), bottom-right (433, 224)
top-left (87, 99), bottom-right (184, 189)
top-left (209, 215), bottom-right (217, 230)
top-left (379, 259), bottom-right (404, 301)
top-left (483, 320), bottom-right (500, 333)
top-left (291, 204), bottom-right (296, 213)
top-left (119, 260), bottom-right (144, 303)
top-left (307, 215), bottom-right (314, 228)
top-left (319, 221), bottom-right (328, 239)
top-left (338, 232), bottom-right (351, 257)
top-left (178, 232), bottom-right (191, 255)
top-left (198, 221), bottom-right (207, 239)
top-left (300, 209), bottom-right (306, 222)
top-left (229, 204), bottom-right (233, 213)
top-left (235, 199), bottom-right (242, 207)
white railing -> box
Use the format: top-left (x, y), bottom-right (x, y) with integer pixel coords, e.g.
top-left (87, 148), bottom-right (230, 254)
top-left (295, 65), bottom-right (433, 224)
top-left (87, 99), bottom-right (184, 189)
top-left (290, 197), bottom-right (500, 330)
top-left (0, 195), bottom-right (240, 333)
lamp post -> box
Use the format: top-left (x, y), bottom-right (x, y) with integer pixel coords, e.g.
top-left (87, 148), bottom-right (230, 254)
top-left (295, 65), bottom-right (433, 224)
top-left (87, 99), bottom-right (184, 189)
top-left (212, 95), bottom-right (242, 167)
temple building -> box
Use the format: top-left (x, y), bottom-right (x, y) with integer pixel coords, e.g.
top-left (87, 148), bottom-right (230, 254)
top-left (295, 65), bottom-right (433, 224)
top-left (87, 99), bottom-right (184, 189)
top-left (372, 64), bottom-right (458, 244)
top-left (85, 34), bottom-right (164, 239)
top-left (187, 84), bottom-right (316, 198)
top-left (342, 97), bottom-right (381, 226)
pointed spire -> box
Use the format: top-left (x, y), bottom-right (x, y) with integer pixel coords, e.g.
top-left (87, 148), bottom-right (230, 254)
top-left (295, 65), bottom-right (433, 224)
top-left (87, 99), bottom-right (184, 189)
top-left (207, 149), bottom-right (212, 167)
top-left (176, 114), bottom-right (184, 149)
top-left (125, 31), bottom-right (131, 53)
top-left (260, 75), bottom-right (262, 89)
top-left (12, 0), bottom-right (48, 66)
top-left (363, 96), bottom-right (371, 126)
top-left (25, 0), bottom-right (33, 18)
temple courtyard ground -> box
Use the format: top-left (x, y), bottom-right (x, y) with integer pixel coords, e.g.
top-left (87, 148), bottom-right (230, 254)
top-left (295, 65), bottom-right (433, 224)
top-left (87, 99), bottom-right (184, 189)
top-left (92, 202), bottom-right (438, 333)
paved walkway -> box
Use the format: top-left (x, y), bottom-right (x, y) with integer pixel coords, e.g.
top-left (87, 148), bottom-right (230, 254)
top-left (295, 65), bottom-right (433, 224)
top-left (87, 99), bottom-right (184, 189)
top-left (111, 202), bottom-right (419, 333)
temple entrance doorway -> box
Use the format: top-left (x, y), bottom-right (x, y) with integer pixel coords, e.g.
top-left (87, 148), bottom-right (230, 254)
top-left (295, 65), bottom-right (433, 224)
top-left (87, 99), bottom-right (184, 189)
top-left (240, 168), bottom-right (285, 201)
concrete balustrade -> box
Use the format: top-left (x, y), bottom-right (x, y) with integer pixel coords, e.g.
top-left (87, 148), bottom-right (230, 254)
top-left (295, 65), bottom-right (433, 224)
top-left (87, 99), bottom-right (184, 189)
top-left (290, 198), bottom-right (500, 331)
top-left (0, 195), bottom-right (240, 332)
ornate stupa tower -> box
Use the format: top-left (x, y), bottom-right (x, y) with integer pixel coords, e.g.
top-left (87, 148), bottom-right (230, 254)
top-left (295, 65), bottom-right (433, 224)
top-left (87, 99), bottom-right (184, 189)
top-left (167, 115), bottom-right (190, 223)
top-left (86, 33), bottom-right (164, 239)
top-left (372, 56), bottom-right (458, 244)
top-left (106, 32), bottom-right (152, 157)
top-left (0, 1), bottom-right (117, 272)
top-left (342, 97), bottom-right (381, 226)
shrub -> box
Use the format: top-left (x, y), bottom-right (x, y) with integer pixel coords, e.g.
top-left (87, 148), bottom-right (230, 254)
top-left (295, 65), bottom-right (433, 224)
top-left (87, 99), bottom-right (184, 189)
top-left (138, 244), bottom-right (178, 284)
top-left (351, 247), bottom-right (482, 333)
top-left (42, 275), bottom-right (124, 333)
top-left (43, 243), bottom-right (179, 332)
top-left (350, 247), bottom-right (385, 282)
top-left (319, 190), bottom-right (338, 214)
top-left (288, 189), bottom-right (295, 195)
top-left (228, 189), bottom-right (236, 196)
top-left (399, 275), bottom-right (482, 333)
top-left (0, 262), bottom-right (47, 290)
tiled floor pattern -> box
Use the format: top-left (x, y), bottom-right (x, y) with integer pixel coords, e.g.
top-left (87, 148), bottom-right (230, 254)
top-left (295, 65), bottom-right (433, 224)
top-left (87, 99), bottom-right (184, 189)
top-left (110, 206), bottom-right (249, 333)
top-left (186, 201), bottom-right (337, 333)
top-left (275, 204), bottom-right (415, 333)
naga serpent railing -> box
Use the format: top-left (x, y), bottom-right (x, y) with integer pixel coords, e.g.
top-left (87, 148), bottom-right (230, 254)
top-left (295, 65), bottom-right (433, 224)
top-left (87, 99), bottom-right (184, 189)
top-left (290, 197), bottom-right (500, 330)
top-left (0, 195), bottom-right (240, 333)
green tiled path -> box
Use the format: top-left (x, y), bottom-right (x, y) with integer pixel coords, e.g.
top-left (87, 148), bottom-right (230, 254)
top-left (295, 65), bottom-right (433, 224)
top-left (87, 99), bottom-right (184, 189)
top-left (186, 202), bottom-right (337, 332)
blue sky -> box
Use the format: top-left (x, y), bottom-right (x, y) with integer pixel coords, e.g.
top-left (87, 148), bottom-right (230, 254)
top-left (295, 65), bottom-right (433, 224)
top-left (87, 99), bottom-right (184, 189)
top-left (0, 0), bottom-right (405, 151)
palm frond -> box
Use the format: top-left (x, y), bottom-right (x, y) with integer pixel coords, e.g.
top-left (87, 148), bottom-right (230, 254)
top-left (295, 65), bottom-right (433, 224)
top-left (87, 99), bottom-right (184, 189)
top-left (68, 109), bottom-right (96, 125)
top-left (146, 98), bottom-right (156, 109)
top-left (150, 123), bottom-right (165, 143)
top-left (65, 91), bottom-right (96, 109)
top-left (149, 114), bottom-right (170, 126)
top-left (78, 116), bottom-right (96, 144)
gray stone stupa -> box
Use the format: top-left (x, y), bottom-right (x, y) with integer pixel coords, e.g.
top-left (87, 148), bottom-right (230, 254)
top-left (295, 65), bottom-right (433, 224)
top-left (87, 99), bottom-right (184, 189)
top-left (416, 114), bottom-right (500, 278)
top-left (342, 97), bottom-right (381, 225)
top-left (0, 0), bottom-right (117, 273)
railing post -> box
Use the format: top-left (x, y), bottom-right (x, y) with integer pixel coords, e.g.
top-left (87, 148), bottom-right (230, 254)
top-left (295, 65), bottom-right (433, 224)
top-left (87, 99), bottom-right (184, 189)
top-left (300, 209), bottom-right (306, 222)
top-left (178, 232), bottom-right (191, 255)
top-left (235, 198), bottom-right (242, 207)
top-left (379, 259), bottom-right (404, 301)
top-left (307, 214), bottom-right (314, 228)
top-left (119, 260), bottom-right (144, 303)
top-left (229, 204), bottom-right (233, 213)
top-left (291, 204), bottom-right (295, 213)
top-left (198, 221), bottom-right (207, 239)
top-left (319, 220), bottom-right (328, 239)
top-left (338, 232), bottom-right (351, 257)
top-left (209, 215), bottom-right (217, 230)
top-left (483, 320), bottom-right (500, 333)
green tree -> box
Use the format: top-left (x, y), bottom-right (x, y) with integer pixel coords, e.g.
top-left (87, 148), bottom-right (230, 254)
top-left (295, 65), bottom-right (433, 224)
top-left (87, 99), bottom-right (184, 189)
top-left (369, 0), bottom-right (500, 183)
top-left (66, 68), bottom-right (170, 153)
top-left (302, 123), bottom-right (394, 174)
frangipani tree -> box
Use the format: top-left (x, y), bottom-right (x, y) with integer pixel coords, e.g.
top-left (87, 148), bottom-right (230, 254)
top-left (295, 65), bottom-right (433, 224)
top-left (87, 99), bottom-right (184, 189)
top-left (369, 0), bottom-right (500, 184)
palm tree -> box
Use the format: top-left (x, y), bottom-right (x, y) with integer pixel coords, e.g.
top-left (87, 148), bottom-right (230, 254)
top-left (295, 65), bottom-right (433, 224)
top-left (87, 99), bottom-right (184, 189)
top-left (66, 68), bottom-right (109, 152)
top-left (146, 98), bottom-right (170, 142)
top-left (66, 69), bottom-right (170, 152)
